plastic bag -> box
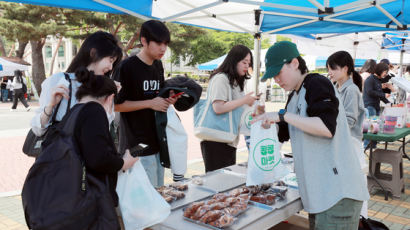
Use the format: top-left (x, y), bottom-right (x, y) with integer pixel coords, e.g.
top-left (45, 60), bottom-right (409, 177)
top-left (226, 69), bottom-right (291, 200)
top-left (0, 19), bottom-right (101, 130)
top-left (116, 161), bottom-right (171, 230)
top-left (246, 120), bottom-right (289, 186)
top-left (166, 106), bottom-right (188, 175)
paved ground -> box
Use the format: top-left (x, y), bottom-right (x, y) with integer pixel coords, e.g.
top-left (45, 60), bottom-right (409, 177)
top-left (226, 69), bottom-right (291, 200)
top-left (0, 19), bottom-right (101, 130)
top-left (1, 100), bottom-right (410, 229)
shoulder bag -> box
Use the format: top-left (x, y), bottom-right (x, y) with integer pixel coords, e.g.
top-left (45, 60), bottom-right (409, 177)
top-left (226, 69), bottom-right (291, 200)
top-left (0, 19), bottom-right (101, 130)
top-left (22, 73), bottom-right (72, 157)
top-left (193, 77), bottom-right (243, 143)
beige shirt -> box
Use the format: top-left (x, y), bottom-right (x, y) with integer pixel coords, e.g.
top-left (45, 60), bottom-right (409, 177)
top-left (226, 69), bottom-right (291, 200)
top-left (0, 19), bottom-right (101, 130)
top-left (209, 73), bottom-right (244, 147)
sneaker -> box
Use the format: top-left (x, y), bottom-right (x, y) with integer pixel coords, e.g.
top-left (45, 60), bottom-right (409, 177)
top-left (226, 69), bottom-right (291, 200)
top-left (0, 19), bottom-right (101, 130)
top-left (26, 107), bottom-right (31, 112)
top-left (10, 109), bottom-right (16, 112)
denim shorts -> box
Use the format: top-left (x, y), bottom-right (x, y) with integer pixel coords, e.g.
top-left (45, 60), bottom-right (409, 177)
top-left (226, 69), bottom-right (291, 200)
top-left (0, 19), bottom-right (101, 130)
top-left (139, 153), bottom-right (164, 187)
top-left (309, 198), bottom-right (363, 230)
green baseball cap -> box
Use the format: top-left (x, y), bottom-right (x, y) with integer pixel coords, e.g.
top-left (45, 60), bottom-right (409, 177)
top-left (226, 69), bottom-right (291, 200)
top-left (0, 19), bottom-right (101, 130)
top-left (261, 41), bottom-right (300, 81)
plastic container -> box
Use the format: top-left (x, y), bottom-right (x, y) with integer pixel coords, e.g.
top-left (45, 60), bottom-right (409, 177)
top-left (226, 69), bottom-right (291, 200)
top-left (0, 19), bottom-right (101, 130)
top-left (385, 116), bottom-right (397, 127)
top-left (383, 125), bottom-right (395, 134)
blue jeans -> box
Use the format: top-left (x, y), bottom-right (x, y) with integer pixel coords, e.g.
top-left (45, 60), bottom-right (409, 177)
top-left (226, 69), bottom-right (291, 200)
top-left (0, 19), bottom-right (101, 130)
top-left (245, 135), bottom-right (251, 152)
top-left (1, 89), bottom-right (8, 102)
top-left (366, 106), bottom-right (379, 118)
top-left (364, 106), bottom-right (379, 149)
top-left (140, 153), bottom-right (164, 187)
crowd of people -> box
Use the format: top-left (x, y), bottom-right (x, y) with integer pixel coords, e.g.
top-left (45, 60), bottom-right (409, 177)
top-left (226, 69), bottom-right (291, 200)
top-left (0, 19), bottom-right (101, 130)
top-left (23, 18), bottom-right (407, 229)
top-left (1, 70), bottom-right (32, 111)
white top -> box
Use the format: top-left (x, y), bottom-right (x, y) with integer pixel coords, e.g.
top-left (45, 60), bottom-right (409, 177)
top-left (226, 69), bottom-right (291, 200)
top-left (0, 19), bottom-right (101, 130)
top-left (30, 72), bottom-right (80, 136)
top-left (12, 76), bottom-right (27, 89)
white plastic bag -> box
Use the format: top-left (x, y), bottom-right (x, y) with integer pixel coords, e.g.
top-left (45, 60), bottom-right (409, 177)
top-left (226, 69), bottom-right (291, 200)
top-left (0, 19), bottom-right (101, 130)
top-left (116, 161), bottom-right (171, 230)
top-left (246, 120), bottom-right (289, 186)
top-left (166, 106), bottom-right (188, 175)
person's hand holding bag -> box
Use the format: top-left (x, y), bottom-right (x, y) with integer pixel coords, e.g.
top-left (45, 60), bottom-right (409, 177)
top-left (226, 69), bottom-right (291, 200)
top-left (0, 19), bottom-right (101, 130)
top-left (122, 149), bottom-right (139, 171)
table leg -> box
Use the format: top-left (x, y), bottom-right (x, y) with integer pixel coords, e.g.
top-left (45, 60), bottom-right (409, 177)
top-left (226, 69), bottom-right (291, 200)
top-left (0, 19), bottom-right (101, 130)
top-left (368, 146), bottom-right (389, 201)
top-left (398, 137), bottom-right (410, 160)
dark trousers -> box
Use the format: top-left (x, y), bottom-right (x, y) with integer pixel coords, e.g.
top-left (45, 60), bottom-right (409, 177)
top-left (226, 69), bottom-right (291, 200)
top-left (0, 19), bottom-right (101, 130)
top-left (200, 140), bottom-right (236, 173)
top-left (12, 88), bottom-right (29, 109)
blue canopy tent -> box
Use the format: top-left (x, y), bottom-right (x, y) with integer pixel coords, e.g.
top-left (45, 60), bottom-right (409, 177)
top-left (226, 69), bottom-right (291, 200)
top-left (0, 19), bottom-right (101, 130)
top-left (381, 32), bottom-right (410, 75)
top-left (1, 0), bottom-right (408, 91)
top-left (316, 56), bottom-right (367, 68)
top-left (197, 54), bottom-right (227, 71)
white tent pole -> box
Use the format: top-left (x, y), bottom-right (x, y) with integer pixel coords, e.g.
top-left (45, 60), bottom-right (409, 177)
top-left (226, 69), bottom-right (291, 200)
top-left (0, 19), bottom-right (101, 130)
top-left (253, 35), bottom-right (261, 95)
top-left (92, 0), bottom-right (150, 20)
top-left (353, 32), bottom-right (359, 62)
top-left (307, 0), bottom-right (325, 12)
top-left (399, 50), bottom-right (404, 77)
top-left (176, 11), bottom-right (253, 21)
top-left (333, 0), bottom-right (395, 12)
top-left (253, 10), bottom-right (262, 95)
top-left (162, 1), bottom-right (222, 22)
top-left (264, 19), bottom-right (318, 34)
top-left (174, 0), bottom-right (253, 33)
top-left (325, 18), bottom-right (398, 29)
top-left (262, 11), bottom-right (317, 20)
top-left (229, 0), bottom-right (317, 13)
top-left (374, 2), bottom-right (404, 28)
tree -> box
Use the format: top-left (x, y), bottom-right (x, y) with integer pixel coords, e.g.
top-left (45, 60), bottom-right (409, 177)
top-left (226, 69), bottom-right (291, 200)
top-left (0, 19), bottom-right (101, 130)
top-left (0, 3), bottom-right (110, 94)
top-left (0, 3), bottom-right (68, 94)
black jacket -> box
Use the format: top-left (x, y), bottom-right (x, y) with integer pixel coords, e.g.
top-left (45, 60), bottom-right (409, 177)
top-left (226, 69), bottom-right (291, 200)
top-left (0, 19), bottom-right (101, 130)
top-left (155, 76), bottom-right (202, 168)
top-left (363, 74), bottom-right (390, 111)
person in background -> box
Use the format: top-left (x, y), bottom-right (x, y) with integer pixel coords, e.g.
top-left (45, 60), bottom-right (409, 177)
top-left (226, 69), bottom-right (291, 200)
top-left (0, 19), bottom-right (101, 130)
top-left (11, 70), bottom-right (30, 111)
top-left (363, 62), bottom-right (390, 117)
top-left (326, 51), bottom-right (368, 219)
top-left (359, 59), bottom-right (376, 90)
top-left (1, 77), bottom-right (8, 102)
top-left (7, 78), bottom-right (13, 102)
top-left (379, 59), bottom-right (396, 96)
top-left (363, 62), bottom-right (390, 149)
top-left (404, 65), bottom-right (410, 81)
top-left (200, 44), bottom-right (257, 172)
top-left (254, 41), bottom-right (369, 230)
top-left (30, 31), bottom-right (122, 137)
top-left (114, 20), bottom-right (178, 187)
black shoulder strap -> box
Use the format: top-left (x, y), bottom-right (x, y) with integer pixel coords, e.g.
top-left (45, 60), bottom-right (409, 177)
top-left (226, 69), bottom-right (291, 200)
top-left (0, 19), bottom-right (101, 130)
top-left (62, 103), bottom-right (85, 136)
top-left (50, 73), bottom-right (72, 124)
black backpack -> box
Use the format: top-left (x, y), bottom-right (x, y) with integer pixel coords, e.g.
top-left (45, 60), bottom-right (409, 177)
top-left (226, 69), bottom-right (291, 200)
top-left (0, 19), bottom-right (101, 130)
top-left (22, 103), bottom-right (120, 230)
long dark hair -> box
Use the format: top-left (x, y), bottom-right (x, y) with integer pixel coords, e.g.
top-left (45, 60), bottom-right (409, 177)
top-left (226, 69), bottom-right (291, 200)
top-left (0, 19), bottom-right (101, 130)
top-left (360, 59), bottom-right (376, 74)
top-left (210, 45), bottom-right (253, 91)
top-left (326, 51), bottom-right (362, 92)
top-left (75, 67), bottom-right (117, 101)
top-left (67, 31), bottom-right (122, 77)
top-left (14, 70), bottom-right (23, 83)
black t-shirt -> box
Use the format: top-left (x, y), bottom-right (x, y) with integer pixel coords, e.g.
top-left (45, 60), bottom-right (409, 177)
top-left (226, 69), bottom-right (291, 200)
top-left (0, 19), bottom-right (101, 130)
top-left (278, 73), bottom-right (339, 143)
top-left (114, 55), bottom-right (164, 156)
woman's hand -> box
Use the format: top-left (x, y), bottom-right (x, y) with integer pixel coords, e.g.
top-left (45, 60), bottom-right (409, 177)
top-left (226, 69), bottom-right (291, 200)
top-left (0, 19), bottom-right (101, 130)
top-left (251, 112), bottom-right (278, 129)
top-left (48, 85), bottom-right (70, 108)
top-left (242, 92), bottom-right (257, 106)
top-left (122, 149), bottom-right (139, 171)
top-left (114, 80), bottom-right (122, 92)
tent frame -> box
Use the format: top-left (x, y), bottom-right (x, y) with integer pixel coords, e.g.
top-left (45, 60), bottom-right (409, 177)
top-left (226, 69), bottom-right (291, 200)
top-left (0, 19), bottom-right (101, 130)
top-left (92, 0), bottom-right (407, 92)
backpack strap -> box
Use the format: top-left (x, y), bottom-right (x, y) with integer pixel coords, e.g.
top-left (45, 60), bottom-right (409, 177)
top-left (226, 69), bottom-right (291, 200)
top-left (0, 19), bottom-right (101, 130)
top-left (50, 73), bottom-right (72, 124)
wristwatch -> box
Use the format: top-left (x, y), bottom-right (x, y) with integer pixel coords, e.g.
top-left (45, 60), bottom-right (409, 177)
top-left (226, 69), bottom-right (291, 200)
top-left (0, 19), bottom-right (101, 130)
top-left (278, 109), bottom-right (287, 122)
